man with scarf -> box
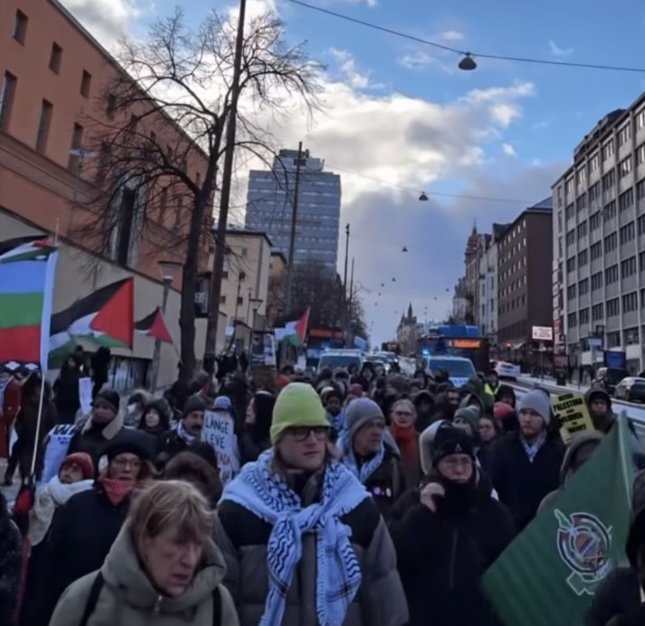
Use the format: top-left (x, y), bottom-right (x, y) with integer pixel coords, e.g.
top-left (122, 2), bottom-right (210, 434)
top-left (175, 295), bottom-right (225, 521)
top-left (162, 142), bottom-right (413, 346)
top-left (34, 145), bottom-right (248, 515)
top-left (390, 425), bottom-right (515, 626)
top-left (339, 398), bottom-right (406, 518)
top-left (489, 389), bottom-right (564, 531)
top-left (157, 396), bottom-right (206, 465)
top-left (216, 382), bottom-right (408, 626)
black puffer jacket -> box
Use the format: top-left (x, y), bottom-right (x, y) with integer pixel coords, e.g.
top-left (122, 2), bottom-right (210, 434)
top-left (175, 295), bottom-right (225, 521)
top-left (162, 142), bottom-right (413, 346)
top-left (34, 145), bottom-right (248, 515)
top-left (585, 567), bottom-right (640, 626)
top-left (0, 494), bottom-right (22, 625)
top-left (389, 474), bottom-right (515, 626)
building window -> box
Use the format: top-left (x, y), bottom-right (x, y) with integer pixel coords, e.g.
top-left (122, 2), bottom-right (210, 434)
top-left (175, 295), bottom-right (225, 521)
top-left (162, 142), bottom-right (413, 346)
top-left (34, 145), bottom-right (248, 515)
top-left (578, 249), bottom-right (588, 267)
top-left (237, 296), bottom-right (243, 305)
top-left (607, 298), bottom-right (620, 317)
top-left (605, 264), bottom-right (619, 284)
top-left (579, 308), bottom-right (589, 326)
top-left (618, 156), bottom-right (632, 178)
top-left (620, 222), bottom-right (635, 245)
top-left (106, 94), bottom-right (117, 119)
top-left (623, 292), bottom-right (638, 313)
top-left (589, 211), bottom-right (601, 231)
top-left (618, 125), bottom-right (631, 147)
top-left (222, 271), bottom-right (229, 279)
top-left (241, 247), bottom-right (248, 257)
top-left (0, 72), bottom-right (18, 132)
top-left (567, 284), bottom-right (577, 300)
top-left (592, 303), bottom-right (604, 321)
top-left (567, 312), bottom-right (577, 328)
top-left (68, 123), bottom-right (84, 170)
top-left (591, 272), bottom-right (603, 291)
top-left (49, 43), bottom-right (63, 74)
top-left (590, 242), bottom-right (602, 261)
top-left (603, 232), bottom-right (617, 253)
top-left (238, 271), bottom-right (246, 281)
top-left (578, 278), bottom-right (589, 295)
top-left (12, 10), bottom-right (28, 44)
top-left (35, 99), bottom-right (53, 154)
top-left (220, 295), bottom-right (226, 304)
top-left (80, 70), bottom-right (92, 97)
top-left (621, 256), bottom-right (637, 279)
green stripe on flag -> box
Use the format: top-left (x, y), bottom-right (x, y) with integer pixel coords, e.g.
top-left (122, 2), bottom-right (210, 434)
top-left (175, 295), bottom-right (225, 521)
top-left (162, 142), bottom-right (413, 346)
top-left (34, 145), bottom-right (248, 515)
top-left (0, 292), bottom-right (45, 328)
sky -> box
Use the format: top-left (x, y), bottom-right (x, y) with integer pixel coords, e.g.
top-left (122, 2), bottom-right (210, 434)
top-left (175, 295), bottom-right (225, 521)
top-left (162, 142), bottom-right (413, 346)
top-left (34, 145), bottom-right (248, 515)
top-left (59, 0), bottom-right (645, 345)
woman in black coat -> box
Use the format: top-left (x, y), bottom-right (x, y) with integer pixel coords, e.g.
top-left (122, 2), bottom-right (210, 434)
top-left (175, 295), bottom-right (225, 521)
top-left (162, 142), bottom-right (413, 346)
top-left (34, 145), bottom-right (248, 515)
top-left (390, 426), bottom-right (515, 626)
top-left (237, 390), bottom-right (274, 465)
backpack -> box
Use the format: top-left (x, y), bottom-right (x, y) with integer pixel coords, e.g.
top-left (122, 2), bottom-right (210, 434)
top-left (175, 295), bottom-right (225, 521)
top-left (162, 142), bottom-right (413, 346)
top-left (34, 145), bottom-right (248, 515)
top-left (79, 572), bottom-right (222, 626)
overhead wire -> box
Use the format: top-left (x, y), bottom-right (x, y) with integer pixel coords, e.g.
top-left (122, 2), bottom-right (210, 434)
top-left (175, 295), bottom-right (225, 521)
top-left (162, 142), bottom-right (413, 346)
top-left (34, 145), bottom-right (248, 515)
top-left (286, 0), bottom-right (645, 74)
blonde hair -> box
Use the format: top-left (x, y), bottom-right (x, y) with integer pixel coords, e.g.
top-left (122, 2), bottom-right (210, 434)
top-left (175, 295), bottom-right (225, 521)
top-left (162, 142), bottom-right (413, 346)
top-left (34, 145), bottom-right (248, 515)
top-left (128, 480), bottom-right (214, 551)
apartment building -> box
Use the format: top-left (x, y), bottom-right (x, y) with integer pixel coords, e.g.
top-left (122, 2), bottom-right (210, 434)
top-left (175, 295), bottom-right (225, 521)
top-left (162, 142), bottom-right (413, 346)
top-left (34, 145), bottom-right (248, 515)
top-left (497, 199), bottom-right (553, 358)
top-left (552, 92), bottom-right (645, 371)
top-left (218, 230), bottom-right (273, 341)
top-left (0, 0), bottom-right (214, 383)
top-left (245, 149), bottom-right (341, 272)
top-left (477, 223), bottom-right (509, 345)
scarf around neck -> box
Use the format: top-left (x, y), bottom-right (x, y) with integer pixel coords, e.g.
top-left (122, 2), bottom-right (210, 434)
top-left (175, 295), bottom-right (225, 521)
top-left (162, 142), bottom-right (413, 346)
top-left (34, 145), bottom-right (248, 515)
top-left (177, 420), bottom-right (198, 444)
top-left (343, 443), bottom-right (385, 485)
top-left (220, 449), bottom-right (369, 626)
top-left (389, 423), bottom-right (418, 465)
top-left (521, 431), bottom-right (546, 463)
top-left (29, 476), bottom-right (93, 545)
top-left (101, 477), bottom-right (135, 505)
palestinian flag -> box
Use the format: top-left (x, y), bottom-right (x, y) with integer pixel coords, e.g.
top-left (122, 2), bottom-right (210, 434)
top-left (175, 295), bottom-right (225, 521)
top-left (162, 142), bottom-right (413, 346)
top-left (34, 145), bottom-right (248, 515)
top-left (49, 278), bottom-right (134, 366)
top-left (135, 307), bottom-right (173, 344)
top-left (0, 235), bottom-right (58, 368)
top-left (282, 308), bottom-right (310, 347)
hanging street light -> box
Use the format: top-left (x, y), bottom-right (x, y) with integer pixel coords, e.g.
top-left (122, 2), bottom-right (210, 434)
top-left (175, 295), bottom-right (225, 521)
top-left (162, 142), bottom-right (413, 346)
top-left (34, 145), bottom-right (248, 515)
top-left (458, 54), bottom-right (477, 70)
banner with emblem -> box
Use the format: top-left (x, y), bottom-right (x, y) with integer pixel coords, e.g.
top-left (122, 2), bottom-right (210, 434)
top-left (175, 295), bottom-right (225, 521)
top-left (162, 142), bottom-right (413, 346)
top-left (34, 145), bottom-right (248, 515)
top-left (482, 417), bottom-right (637, 626)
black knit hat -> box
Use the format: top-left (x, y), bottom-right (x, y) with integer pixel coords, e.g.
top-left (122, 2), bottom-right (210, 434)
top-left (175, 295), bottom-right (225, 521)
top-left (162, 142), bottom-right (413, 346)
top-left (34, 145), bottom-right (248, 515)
top-left (183, 395), bottom-right (207, 418)
top-left (94, 389), bottom-right (120, 414)
top-left (105, 430), bottom-right (156, 464)
top-left (432, 426), bottom-right (475, 467)
top-left (626, 470), bottom-right (645, 569)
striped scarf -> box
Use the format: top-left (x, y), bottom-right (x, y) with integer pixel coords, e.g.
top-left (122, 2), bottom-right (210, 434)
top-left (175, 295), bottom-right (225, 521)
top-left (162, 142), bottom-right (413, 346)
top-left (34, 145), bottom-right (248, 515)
top-left (220, 449), bottom-right (369, 626)
top-left (343, 444), bottom-right (385, 484)
top-left (521, 432), bottom-right (546, 463)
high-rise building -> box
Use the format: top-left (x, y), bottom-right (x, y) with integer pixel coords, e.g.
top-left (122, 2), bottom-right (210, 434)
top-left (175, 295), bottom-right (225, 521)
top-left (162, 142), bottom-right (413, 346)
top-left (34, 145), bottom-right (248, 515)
top-left (497, 199), bottom-right (553, 364)
top-left (245, 148), bottom-right (341, 272)
top-left (552, 93), bottom-right (645, 372)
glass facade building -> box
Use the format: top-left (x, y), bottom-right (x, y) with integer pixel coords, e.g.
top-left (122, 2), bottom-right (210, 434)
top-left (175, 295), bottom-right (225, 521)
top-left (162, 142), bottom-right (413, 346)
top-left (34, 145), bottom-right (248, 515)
top-left (244, 149), bottom-right (341, 272)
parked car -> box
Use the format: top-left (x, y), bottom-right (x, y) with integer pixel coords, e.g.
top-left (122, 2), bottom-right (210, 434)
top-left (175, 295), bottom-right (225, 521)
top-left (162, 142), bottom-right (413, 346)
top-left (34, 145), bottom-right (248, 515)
top-left (614, 377), bottom-right (645, 403)
top-left (592, 367), bottom-right (630, 396)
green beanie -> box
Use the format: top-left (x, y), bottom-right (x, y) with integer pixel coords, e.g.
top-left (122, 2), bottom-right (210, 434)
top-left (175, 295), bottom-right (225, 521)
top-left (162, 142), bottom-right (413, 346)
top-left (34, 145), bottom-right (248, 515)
top-left (270, 382), bottom-right (329, 444)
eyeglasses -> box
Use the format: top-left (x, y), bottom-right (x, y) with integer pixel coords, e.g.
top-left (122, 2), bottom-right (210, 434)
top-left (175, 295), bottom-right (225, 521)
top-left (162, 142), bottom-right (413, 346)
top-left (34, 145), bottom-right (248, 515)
top-left (394, 411), bottom-right (413, 418)
top-left (111, 457), bottom-right (142, 469)
top-left (289, 426), bottom-right (329, 442)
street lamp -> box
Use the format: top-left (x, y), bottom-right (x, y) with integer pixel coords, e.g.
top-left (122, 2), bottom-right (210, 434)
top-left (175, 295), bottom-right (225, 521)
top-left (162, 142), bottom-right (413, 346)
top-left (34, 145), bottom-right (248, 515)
top-left (458, 54), bottom-right (477, 71)
top-left (149, 259), bottom-right (182, 390)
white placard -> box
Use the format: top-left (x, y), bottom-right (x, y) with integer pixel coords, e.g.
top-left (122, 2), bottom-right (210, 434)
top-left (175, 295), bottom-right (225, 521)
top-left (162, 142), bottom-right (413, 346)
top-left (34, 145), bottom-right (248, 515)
top-left (531, 326), bottom-right (553, 341)
top-left (41, 424), bottom-right (77, 483)
top-left (202, 410), bottom-right (240, 485)
top-left (78, 377), bottom-right (93, 416)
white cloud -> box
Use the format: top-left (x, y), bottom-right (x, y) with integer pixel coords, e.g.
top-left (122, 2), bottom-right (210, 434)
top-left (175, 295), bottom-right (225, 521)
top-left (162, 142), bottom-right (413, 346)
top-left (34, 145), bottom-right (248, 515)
top-left (59, 0), bottom-right (145, 48)
top-left (62, 1), bottom-right (549, 342)
top-left (502, 143), bottom-right (517, 157)
top-left (549, 40), bottom-right (573, 57)
top-left (438, 30), bottom-right (464, 42)
top-left (397, 51), bottom-right (457, 73)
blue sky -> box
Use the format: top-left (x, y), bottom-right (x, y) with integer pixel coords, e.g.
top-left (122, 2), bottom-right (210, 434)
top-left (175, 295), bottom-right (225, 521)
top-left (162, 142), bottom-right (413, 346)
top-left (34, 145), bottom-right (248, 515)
top-left (65, 0), bottom-right (645, 344)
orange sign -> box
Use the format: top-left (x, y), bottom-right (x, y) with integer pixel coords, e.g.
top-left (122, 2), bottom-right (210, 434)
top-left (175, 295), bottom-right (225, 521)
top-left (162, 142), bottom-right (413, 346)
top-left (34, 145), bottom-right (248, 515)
top-left (451, 339), bottom-right (482, 349)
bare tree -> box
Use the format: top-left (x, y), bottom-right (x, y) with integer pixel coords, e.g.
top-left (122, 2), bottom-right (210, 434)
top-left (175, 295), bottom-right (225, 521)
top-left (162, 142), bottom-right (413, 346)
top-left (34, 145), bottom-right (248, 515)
top-left (269, 261), bottom-right (368, 338)
top-left (73, 8), bottom-right (321, 380)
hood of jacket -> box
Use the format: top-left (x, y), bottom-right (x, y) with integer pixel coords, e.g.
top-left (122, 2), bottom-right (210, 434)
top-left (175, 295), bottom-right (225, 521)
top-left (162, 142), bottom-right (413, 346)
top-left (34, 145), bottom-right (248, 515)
top-left (419, 420), bottom-right (449, 475)
top-left (584, 387), bottom-right (613, 409)
top-left (494, 384), bottom-right (516, 405)
top-left (559, 431), bottom-right (605, 484)
top-left (413, 390), bottom-right (434, 409)
top-left (82, 410), bottom-right (125, 439)
top-left (102, 524), bottom-right (227, 614)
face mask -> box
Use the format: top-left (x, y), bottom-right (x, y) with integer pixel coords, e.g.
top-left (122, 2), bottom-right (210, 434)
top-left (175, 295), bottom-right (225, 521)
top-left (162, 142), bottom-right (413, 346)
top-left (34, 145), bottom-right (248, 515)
top-left (127, 403), bottom-right (138, 415)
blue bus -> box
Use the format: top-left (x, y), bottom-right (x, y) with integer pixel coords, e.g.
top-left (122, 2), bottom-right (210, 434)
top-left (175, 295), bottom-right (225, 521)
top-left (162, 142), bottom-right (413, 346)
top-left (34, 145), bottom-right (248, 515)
top-left (418, 325), bottom-right (489, 373)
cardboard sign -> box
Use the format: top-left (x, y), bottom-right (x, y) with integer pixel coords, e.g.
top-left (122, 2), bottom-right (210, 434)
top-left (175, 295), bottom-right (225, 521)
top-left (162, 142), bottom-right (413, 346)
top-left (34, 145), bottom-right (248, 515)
top-left (202, 410), bottom-right (240, 485)
top-left (41, 424), bottom-right (77, 483)
top-left (550, 392), bottom-right (595, 445)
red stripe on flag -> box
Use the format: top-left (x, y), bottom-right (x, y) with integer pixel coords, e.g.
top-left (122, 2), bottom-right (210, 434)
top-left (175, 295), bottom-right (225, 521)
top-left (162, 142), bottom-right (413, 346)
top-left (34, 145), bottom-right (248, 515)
top-left (0, 326), bottom-right (41, 363)
top-left (90, 277), bottom-right (134, 347)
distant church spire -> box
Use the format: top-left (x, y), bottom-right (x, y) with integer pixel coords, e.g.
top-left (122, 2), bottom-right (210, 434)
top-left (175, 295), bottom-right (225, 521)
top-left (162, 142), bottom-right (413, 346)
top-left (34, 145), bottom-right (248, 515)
top-left (407, 302), bottom-right (413, 320)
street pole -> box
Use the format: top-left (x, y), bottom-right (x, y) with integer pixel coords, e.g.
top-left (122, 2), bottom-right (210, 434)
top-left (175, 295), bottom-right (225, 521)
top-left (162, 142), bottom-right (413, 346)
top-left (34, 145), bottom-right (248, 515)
top-left (149, 276), bottom-right (172, 390)
top-left (203, 0), bottom-right (247, 375)
top-left (284, 141), bottom-right (304, 313)
top-left (342, 223), bottom-right (350, 343)
top-left (347, 256), bottom-right (355, 337)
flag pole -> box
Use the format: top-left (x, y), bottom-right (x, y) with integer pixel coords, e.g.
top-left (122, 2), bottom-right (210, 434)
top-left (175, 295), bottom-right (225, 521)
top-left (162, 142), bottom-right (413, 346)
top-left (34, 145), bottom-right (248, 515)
top-left (29, 372), bottom-right (47, 477)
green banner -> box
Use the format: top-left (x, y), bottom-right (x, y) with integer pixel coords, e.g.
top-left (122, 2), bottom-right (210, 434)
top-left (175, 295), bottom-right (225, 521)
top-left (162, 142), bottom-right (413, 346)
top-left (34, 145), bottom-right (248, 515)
top-left (482, 418), bottom-right (637, 626)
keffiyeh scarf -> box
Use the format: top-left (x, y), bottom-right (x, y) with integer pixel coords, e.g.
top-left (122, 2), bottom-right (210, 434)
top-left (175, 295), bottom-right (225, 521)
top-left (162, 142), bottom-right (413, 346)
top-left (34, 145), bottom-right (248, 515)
top-left (521, 431), bottom-right (546, 463)
top-left (343, 444), bottom-right (385, 485)
top-left (220, 449), bottom-right (369, 626)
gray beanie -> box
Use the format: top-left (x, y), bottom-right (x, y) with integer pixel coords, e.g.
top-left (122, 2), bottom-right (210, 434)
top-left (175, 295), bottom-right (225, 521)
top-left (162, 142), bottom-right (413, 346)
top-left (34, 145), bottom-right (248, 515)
top-left (344, 398), bottom-right (385, 441)
top-left (518, 389), bottom-right (551, 425)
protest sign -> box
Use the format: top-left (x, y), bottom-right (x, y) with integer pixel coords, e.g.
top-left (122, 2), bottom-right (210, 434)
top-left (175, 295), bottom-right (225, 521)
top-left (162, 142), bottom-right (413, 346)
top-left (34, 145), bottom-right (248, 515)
top-left (550, 392), bottom-right (595, 445)
top-left (78, 377), bottom-right (93, 415)
top-left (202, 410), bottom-right (240, 485)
